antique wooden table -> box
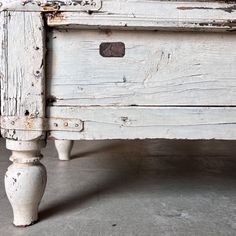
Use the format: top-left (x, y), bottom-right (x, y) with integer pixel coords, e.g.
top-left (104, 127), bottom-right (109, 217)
top-left (1, 0), bottom-right (236, 227)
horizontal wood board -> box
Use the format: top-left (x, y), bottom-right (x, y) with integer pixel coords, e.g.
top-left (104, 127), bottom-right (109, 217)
top-left (47, 0), bottom-right (236, 31)
top-left (47, 29), bottom-right (236, 106)
top-left (47, 106), bottom-right (236, 140)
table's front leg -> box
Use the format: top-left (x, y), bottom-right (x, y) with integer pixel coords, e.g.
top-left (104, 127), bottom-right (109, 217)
top-left (0, 11), bottom-right (47, 226)
top-left (5, 140), bottom-right (47, 226)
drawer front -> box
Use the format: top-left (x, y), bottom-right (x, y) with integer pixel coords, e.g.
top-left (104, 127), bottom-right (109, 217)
top-left (47, 29), bottom-right (236, 106)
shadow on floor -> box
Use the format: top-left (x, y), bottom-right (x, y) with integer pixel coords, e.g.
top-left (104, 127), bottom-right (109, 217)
top-left (39, 139), bottom-right (236, 221)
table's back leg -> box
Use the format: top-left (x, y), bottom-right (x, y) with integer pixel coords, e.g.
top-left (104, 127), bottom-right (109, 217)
top-left (55, 140), bottom-right (74, 161)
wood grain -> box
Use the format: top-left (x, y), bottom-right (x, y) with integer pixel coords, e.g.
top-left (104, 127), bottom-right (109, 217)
top-left (0, 12), bottom-right (45, 140)
top-left (0, 12), bottom-right (4, 137)
top-left (47, 106), bottom-right (236, 140)
top-left (47, 29), bottom-right (236, 106)
top-left (47, 0), bottom-right (236, 32)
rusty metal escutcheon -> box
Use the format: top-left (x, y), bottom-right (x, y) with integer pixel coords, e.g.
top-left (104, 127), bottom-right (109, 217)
top-left (99, 42), bottom-right (125, 58)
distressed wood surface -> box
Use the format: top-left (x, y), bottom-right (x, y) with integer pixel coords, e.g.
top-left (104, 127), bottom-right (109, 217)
top-left (47, 29), bottom-right (236, 106)
top-left (47, 0), bottom-right (236, 32)
top-left (0, 12), bottom-right (45, 140)
top-left (47, 106), bottom-right (236, 140)
top-left (5, 139), bottom-right (47, 226)
top-left (0, 12), bottom-right (4, 137)
top-left (1, 0), bottom-right (234, 13)
top-left (0, 0), bottom-right (102, 12)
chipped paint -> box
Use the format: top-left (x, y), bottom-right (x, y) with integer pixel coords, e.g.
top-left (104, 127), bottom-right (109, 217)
top-left (21, 0), bottom-right (100, 8)
top-left (0, 0), bottom-right (102, 12)
top-left (47, 11), bottom-right (65, 22)
top-left (197, 19), bottom-right (236, 28)
top-left (42, 5), bottom-right (59, 12)
top-left (5, 140), bottom-right (47, 226)
top-left (25, 116), bottom-right (34, 130)
top-left (177, 5), bottom-right (236, 13)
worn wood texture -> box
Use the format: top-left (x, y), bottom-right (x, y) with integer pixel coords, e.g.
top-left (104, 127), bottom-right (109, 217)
top-left (47, 29), bottom-right (236, 106)
top-left (47, 0), bottom-right (236, 32)
top-left (0, 12), bottom-right (4, 137)
top-left (0, 0), bottom-right (102, 12)
top-left (47, 106), bottom-right (236, 140)
top-left (5, 139), bottom-right (47, 226)
top-left (0, 12), bottom-right (45, 140)
top-left (1, 0), bottom-right (233, 13)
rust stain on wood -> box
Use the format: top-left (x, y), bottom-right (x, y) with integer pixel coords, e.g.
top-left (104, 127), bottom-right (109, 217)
top-left (47, 12), bottom-right (65, 23)
top-left (42, 6), bottom-right (59, 12)
top-left (25, 117), bottom-right (34, 130)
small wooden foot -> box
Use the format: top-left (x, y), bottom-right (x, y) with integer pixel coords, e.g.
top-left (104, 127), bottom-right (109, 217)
top-left (55, 140), bottom-right (74, 161)
top-left (4, 140), bottom-right (47, 227)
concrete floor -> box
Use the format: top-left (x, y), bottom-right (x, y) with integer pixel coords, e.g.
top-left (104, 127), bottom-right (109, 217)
top-left (1, 139), bottom-right (236, 236)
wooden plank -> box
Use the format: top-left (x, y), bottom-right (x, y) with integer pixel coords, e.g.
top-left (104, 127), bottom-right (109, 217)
top-left (47, 29), bottom-right (236, 106)
top-left (0, 12), bottom-right (45, 140)
top-left (0, 12), bottom-right (4, 137)
top-left (1, 0), bottom-right (233, 13)
top-left (0, 0), bottom-right (102, 12)
top-left (47, 106), bottom-right (236, 140)
top-left (47, 0), bottom-right (236, 32)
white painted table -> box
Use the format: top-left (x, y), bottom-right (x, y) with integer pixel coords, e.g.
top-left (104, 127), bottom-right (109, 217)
top-left (1, 0), bottom-right (236, 227)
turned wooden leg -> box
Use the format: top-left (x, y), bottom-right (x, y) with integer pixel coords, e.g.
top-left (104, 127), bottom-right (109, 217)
top-left (4, 140), bottom-right (47, 227)
top-left (55, 140), bottom-right (74, 161)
